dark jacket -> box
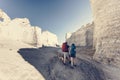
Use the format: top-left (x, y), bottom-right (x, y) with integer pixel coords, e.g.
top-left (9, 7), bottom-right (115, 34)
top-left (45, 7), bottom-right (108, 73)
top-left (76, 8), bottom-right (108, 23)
top-left (70, 44), bottom-right (76, 54)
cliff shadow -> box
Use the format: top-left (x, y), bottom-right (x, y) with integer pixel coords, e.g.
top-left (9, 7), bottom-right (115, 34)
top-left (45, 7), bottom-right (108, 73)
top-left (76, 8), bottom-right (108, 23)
top-left (17, 47), bottom-right (59, 80)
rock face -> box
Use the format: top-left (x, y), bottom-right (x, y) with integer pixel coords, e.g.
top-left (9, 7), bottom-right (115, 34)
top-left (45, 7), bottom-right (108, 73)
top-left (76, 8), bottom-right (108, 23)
top-left (0, 9), bottom-right (11, 25)
top-left (90, 0), bottom-right (120, 67)
top-left (65, 32), bottom-right (72, 40)
top-left (0, 9), bottom-right (58, 47)
top-left (34, 27), bottom-right (42, 47)
top-left (0, 9), bottom-right (58, 80)
top-left (0, 40), bottom-right (45, 80)
top-left (0, 18), bottom-right (42, 47)
top-left (66, 22), bottom-right (94, 47)
top-left (41, 31), bottom-right (58, 47)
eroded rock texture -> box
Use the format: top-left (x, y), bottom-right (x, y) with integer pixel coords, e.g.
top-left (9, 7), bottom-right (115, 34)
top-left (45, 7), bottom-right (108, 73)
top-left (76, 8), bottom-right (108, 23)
top-left (90, 0), bottom-right (120, 67)
top-left (66, 22), bottom-right (94, 47)
top-left (0, 9), bottom-right (58, 47)
top-left (41, 31), bottom-right (58, 47)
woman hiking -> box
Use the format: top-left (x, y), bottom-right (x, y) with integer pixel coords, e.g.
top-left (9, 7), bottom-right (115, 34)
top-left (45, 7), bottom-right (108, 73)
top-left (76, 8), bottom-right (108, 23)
top-left (70, 43), bottom-right (76, 68)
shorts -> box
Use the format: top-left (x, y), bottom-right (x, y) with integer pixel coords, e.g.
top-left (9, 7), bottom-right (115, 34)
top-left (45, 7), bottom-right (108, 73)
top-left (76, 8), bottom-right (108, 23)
top-left (63, 52), bottom-right (69, 59)
top-left (70, 54), bottom-right (76, 58)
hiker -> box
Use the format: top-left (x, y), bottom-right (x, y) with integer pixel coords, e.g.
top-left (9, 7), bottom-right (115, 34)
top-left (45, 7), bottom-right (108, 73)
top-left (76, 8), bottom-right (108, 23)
top-left (70, 43), bottom-right (76, 68)
top-left (62, 42), bottom-right (69, 64)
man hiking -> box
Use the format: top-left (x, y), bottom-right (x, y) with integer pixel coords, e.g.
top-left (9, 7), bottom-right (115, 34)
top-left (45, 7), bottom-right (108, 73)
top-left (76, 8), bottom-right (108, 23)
top-left (62, 42), bottom-right (69, 65)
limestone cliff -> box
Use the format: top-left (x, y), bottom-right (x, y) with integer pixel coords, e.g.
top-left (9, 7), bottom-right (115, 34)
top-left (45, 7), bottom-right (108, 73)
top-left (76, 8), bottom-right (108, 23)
top-left (90, 0), bottom-right (120, 67)
top-left (66, 22), bottom-right (94, 47)
top-left (0, 9), bottom-right (11, 25)
top-left (0, 9), bottom-right (58, 47)
top-left (41, 31), bottom-right (58, 47)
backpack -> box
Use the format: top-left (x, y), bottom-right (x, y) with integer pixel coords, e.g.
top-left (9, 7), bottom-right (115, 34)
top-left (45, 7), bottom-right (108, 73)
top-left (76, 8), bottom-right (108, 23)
top-left (62, 43), bottom-right (69, 52)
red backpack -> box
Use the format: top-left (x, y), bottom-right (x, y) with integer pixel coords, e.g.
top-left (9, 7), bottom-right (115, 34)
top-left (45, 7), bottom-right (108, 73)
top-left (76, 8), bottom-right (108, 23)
top-left (62, 43), bottom-right (69, 52)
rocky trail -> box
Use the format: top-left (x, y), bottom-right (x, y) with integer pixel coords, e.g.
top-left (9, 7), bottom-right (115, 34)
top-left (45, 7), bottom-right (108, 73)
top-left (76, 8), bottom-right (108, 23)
top-left (18, 47), bottom-right (106, 80)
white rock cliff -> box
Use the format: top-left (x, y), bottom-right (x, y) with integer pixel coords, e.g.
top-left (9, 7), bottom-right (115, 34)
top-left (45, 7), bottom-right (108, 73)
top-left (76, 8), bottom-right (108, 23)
top-left (0, 9), bottom-right (58, 80)
top-left (41, 31), bottom-right (58, 47)
top-left (66, 22), bottom-right (94, 47)
top-left (90, 0), bottom-right (120, 67)
top-left (0, 9), bottom-right (58, 47)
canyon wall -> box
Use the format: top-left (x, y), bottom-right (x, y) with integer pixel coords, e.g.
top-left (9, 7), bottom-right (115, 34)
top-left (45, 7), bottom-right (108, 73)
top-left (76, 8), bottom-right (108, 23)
top-left (90, 0), bottom-right (120, 66)
top-left (41, 31), bottom-right (58, 47)
top-left (66, 22), bottom-right (94, 47)
top-left (0, 9), bottom-right (58, 47)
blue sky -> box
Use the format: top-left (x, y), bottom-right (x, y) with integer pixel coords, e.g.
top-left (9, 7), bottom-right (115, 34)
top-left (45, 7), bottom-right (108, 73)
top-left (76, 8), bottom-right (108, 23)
top-left (0, 0), bottom-right (93, 44)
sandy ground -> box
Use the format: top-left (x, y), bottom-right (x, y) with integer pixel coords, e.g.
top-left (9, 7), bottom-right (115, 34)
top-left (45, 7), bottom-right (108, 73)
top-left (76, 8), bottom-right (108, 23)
top-left (76, 47), bottom-right (120, 80)
top-left (1, 40), bottom-right (120, 80)
top-left (0, 40), bottom-right (45, 80)
top-left (18, 47), bottom-right (107, 80)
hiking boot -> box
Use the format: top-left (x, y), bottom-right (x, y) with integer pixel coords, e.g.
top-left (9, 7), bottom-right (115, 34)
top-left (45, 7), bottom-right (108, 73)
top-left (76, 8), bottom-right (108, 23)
top-left (70, 66), bottom-right (74, 69)
top-left (69, 61), bottom-right (71, 64)
top-left (74, 64), bottom-right (77, 67)
top-left (63, 63), bottom-right (66, 65)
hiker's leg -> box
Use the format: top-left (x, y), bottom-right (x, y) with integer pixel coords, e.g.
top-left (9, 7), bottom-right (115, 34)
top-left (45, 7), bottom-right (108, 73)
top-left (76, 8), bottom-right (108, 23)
top-left (66, 52), bottom-right (70, 61)
top-left (73, 54), bottom-right (76, 66)
top-left (73, 58), bottom-right (76, 66)
top-left (71, 57), bottom-right (74, 66)
top-left (63, 52), bottom-right (67, 63)
top-left (68, 53), bottom-right (71, 61)
top-left (61, 53), bottom-right (64, 61)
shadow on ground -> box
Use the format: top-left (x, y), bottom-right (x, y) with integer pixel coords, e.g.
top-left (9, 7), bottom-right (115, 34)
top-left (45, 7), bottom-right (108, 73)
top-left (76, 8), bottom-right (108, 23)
top-left (18, 47), bottom-right (106, 80)
top-left (18, 47), bottom-right (59, 80)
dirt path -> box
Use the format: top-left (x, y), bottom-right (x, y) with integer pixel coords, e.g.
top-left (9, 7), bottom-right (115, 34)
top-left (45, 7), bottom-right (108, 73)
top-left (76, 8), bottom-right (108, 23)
top-left (18, 47), bottom-right (106, 80)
